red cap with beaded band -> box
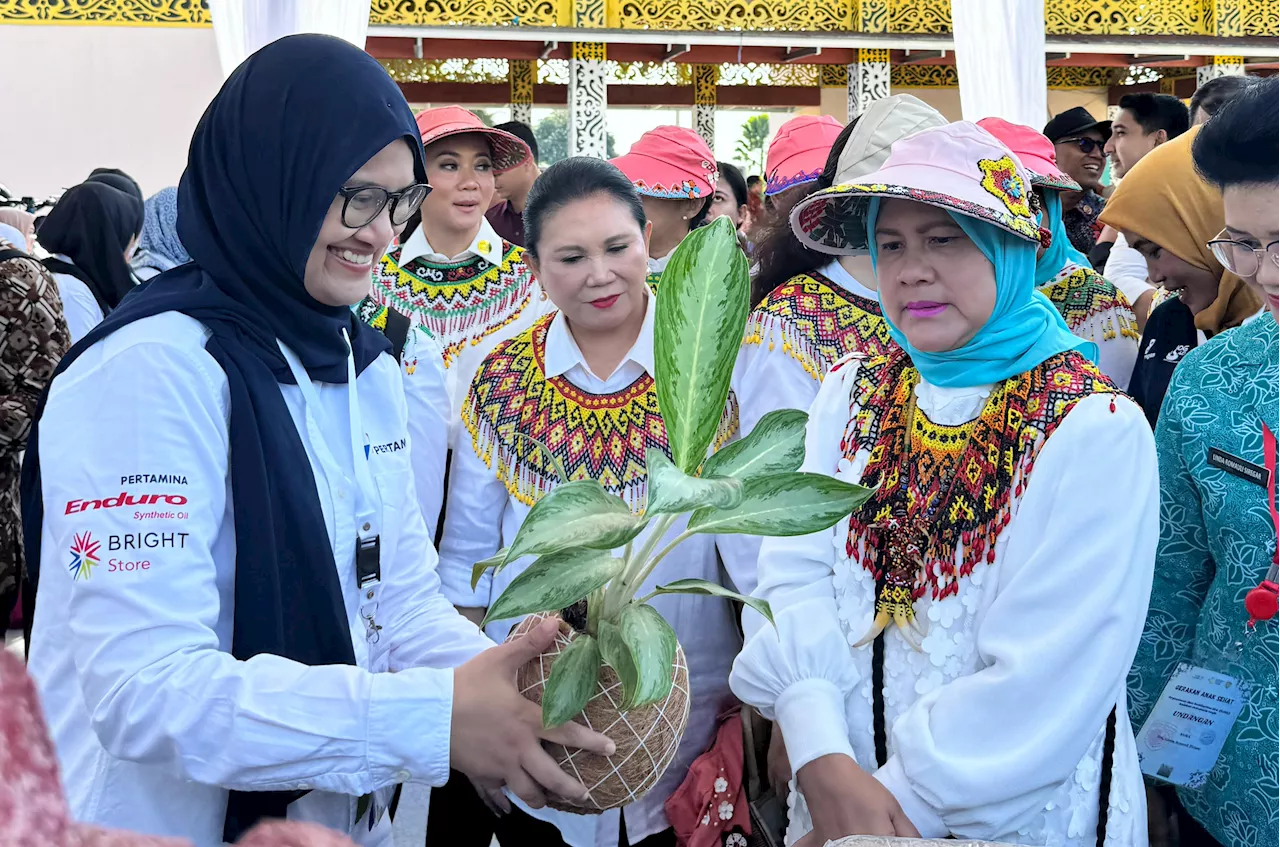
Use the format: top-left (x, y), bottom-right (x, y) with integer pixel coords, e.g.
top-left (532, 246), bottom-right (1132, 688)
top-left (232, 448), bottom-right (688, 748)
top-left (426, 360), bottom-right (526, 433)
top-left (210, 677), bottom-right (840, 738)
top-left (414, 106), bottom-right (532, 174)
top-left (610, 126), bottom-right (718, 199)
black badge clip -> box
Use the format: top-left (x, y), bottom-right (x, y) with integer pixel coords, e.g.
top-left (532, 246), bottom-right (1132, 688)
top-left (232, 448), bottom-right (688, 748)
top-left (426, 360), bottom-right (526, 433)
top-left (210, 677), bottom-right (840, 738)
top-left (356, 535), bottom-right (381, 588)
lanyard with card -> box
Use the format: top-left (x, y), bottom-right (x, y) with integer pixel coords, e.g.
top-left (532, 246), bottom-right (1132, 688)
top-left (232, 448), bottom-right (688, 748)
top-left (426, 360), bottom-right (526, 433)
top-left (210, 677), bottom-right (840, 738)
top-left (278, 333), bottom-right (383, 645)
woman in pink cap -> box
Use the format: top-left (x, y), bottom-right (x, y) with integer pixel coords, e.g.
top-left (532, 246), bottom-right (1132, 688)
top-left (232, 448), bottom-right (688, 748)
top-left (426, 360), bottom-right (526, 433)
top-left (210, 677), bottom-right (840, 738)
top-left (731, 122), bottom-right (1157, 846)
top-left (609, 126), bottom-right (718, 289)
top-left (979, 117), bottom-right (1140, 389)
top-left (357, 106), bottom-right (543, 536)
top-left (762, 114), bottom-right (843, 207)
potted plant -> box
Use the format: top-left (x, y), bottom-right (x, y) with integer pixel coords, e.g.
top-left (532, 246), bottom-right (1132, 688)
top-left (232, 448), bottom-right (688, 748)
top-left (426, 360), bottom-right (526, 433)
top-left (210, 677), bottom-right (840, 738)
top-left (471, 216), bottom-right (874, 812)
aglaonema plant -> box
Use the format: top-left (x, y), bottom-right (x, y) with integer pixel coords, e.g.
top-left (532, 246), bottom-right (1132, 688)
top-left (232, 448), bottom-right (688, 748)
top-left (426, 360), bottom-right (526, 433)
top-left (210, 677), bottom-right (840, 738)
top-left (471, 216), bottom-right (874, 728)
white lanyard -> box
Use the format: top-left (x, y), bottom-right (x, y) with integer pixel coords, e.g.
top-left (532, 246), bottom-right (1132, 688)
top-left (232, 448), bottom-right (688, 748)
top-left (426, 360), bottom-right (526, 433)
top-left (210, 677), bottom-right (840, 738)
top-left (278, 333), bottom-right (384, 643)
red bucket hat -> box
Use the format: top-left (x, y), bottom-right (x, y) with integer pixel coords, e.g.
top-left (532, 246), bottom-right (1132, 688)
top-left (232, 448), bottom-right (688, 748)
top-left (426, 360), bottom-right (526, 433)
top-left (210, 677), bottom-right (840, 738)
top-left (414, 106), bottom-right (532, 173)
top-left (977, 117), bottom-right (1080, 192)
top-left (610, 126), bottom-right (718, 199)
top-left (765, 114), bottom-right (843, 196)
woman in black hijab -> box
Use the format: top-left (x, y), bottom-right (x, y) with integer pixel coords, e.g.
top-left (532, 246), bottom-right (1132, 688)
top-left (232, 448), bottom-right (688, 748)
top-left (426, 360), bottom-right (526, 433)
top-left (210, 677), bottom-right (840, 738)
top-left (38, 181), bottom-right (143, 339)
top-left (21, 33), bottom-right (610, 845)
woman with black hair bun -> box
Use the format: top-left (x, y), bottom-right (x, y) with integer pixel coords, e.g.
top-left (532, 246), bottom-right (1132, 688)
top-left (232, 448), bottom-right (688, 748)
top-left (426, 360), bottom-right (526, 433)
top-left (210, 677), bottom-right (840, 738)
top-left (609, 126), bottom-right (717, 291)
top-left (733, 96), bottom-right (946, 439)
top-left (438, 156), bottom-right (759, 847)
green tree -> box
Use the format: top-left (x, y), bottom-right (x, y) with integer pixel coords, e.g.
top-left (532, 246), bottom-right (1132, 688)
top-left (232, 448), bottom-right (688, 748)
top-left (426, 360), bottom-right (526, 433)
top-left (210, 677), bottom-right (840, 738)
top-left (735, 114), bottom-right (770, 176)
top-left (473, 108), bottom-right (497, 127)
top-left (534, 111), bottom-right (619, 166)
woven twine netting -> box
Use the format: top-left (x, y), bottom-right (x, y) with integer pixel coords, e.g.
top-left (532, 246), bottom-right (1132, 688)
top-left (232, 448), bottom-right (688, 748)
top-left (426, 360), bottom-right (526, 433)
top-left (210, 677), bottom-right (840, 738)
top-left (510, 613), bottom-right (691, 813)
top-left (826, 839), bottom-right (1019, 846)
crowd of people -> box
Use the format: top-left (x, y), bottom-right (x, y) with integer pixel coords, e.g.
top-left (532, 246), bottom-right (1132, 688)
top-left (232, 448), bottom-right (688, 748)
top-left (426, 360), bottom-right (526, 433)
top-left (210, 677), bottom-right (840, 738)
top-left (0, 33), bottom-right (1275, 847)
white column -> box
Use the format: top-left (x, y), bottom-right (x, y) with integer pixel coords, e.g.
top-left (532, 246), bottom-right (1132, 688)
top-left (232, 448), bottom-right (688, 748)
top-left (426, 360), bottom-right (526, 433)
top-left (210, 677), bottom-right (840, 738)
top-left (849, 49), bottom-right (890, 118)
top-left (1197, 55), bottom-right (1246, 87)
top-left (950, 0), bottom-right (1046, 126)
top-left (209, 0), bottom-right (370, 78)
top-left (569, 43), bottom-right (609, 158)
top-left (693, 64), bottom-right (718, 148)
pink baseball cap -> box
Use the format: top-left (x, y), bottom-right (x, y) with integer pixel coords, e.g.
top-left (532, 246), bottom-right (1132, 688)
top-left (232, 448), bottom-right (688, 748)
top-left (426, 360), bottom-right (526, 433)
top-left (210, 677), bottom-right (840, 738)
top-left (977, 117), bottom-right (1080, 192)
top-left (610, 126), bottom-right (718, 199)
top-left (414, 106), bottom-right (532, 173)
top-left (791, 121), bottom-right (1041, 254)
top-left (765, 114), bottom-right (844, 196)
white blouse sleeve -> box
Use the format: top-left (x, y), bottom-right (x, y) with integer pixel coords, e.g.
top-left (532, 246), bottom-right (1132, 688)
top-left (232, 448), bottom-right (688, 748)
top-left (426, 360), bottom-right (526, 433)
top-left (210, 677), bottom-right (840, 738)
top-left (729, 357), bottom-right (865, 773)
top-left (436, 430), bottom-right (509, 609)
top-left (54, 274), bottom-right (105, 343)
top-left (401, 328), bottom-right (450, 535)
top-left (733, 321), bottom-right (823, 439)
top-left (873, 393), bottom-right (1158, 838)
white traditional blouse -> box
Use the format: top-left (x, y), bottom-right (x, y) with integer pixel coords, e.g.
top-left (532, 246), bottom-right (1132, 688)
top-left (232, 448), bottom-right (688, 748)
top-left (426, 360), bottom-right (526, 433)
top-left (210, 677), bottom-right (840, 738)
top-left (730, 349), bottom-right (1159, 846)
top-left (438, 292), bottom-right (759, 847)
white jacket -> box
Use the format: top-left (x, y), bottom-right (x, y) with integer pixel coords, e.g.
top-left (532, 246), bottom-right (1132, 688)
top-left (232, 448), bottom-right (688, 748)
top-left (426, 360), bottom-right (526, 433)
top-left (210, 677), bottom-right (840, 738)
top-left (27, 310), bottom-right (493, 846)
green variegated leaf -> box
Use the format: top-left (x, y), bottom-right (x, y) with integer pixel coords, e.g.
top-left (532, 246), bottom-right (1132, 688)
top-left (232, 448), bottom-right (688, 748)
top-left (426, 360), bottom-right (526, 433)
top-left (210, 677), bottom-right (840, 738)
top-left (648, 578), bottom-right (774, 625)
top-left (503, 480), bottom-right (645, 564)
top-left (470, 547), bottom-right (509, 590)
top-left (483, 548), bottom-right (621, 626)
top-left (686, 472), bottom-right (874, 536)
top-left (655, 216), bottom-right (751, 474)
top-left (702, 409), bottom-right (807, 481)
top-left (542, 634), bottom-right (602, 728)
top-left (597, 619), bottom-right (639, 708)
top-left (514, 433), bottom-right (570, 484)
top-left (618, 603), bottom-right (678, 709)
top-left (645, 448), bottom-right (743, 515)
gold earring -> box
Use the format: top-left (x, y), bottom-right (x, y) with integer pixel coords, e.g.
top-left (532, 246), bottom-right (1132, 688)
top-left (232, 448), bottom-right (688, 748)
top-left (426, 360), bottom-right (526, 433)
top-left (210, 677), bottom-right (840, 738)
top-left (539, 287), bottom-right (548, 301)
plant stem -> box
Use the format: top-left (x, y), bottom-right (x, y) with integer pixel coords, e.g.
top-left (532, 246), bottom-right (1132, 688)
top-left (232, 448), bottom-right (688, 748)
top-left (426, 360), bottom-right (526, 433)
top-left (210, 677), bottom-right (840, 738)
top-left (604, 513), bottom-right (678, 619)
top-left (627, 528), bottom-right (695, 597)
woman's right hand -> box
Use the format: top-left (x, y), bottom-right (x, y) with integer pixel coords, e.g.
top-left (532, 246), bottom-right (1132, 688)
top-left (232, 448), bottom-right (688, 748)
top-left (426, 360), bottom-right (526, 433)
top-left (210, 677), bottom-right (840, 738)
top-left (796, 753), bottom-right (920, 841)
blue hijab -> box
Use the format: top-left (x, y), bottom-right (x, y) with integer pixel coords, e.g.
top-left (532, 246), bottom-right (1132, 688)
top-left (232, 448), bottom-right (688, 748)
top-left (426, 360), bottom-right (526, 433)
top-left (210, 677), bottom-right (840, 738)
top-left (22, 34), bottom-right (425, 840)
top-left (868, 198), bottom-right (1095, 388)
top-left (1034, 190), bottom-right (1090, 286)
top-left (134, 186), bottom-right (191, 273)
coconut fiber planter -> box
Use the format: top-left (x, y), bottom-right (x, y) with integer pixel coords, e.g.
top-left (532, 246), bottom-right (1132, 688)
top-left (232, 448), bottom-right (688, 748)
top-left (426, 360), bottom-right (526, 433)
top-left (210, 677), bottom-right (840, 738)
top-left (510, 613), bottom-right (691, 813)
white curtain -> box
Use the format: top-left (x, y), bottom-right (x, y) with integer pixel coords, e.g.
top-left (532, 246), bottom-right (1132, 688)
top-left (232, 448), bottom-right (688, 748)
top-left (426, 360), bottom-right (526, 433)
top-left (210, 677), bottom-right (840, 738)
top-left (951, 0), bottom-right (1047, 128)
top-left (210, 0), bottom-right (372, 78)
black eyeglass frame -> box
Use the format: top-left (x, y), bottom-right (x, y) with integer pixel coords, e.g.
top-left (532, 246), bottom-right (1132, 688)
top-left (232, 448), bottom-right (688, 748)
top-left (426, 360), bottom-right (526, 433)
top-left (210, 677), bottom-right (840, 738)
top-left (1056, 136), bottom-right (1107, 156)
top-left (337, 183), bottom-right (432, 229)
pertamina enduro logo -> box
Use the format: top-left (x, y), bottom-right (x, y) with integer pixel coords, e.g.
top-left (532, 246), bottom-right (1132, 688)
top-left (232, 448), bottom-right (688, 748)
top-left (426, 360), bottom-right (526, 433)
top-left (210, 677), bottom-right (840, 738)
top-left (68, 532), bottom-right (101, 581)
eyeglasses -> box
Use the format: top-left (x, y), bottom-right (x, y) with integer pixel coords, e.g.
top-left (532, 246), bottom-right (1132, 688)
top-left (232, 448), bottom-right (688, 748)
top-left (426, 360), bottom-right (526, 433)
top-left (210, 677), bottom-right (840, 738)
top-left (1058, 137), bottom-right (1106, 156)
top-left (337, 183), bottom-right (431, 229)
top-left (1207, 231), bottom-right (1280, 277)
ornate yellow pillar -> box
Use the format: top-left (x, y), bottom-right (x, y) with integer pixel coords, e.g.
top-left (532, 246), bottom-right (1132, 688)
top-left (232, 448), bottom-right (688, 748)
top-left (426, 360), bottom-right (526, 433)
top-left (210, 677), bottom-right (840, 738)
top-left (569, 0), bottom-right (608, 157)
top-left (851, 49), bottom-right (891, 118)
top-left (509, 59), bottom-right (535, 126)
top-left (820, 64), bottom-right (850, 122)
top-left (693, 64), bottom-right (718, 148)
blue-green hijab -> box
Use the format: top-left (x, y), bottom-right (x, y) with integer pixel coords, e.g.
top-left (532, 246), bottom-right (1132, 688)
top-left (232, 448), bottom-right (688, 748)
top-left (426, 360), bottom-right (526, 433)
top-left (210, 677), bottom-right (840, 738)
top-left (868, 197), bottom-right (1096, 388)
top-left (1034, 190), bottom-right (1091, 286)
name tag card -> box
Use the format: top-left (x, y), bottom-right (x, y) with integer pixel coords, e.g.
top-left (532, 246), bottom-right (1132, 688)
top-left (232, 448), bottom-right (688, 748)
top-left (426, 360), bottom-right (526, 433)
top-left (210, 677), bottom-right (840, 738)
top-left (1137, 663), bottom-right (1250, 787)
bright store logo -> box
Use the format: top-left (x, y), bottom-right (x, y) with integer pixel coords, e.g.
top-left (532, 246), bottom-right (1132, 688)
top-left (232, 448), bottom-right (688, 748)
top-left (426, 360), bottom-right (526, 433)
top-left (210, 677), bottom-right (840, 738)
top-left (68, 532), bottom-right (101, 581)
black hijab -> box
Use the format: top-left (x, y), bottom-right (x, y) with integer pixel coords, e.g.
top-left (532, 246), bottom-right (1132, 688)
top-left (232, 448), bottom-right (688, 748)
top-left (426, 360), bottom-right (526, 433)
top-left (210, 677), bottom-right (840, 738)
top-left (22, 33), bottom-right (425, 839)
top-left (38, 181), bottom-right (143, 312)
top-left (87, 167), bottom-right (144, 201)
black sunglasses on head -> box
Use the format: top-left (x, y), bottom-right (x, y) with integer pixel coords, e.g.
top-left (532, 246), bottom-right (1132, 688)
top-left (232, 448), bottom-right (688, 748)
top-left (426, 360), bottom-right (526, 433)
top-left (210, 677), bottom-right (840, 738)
top-left (338, 183), bottom-right (431, 228)
top-left (1057, 136), bottom-right (1106, 155)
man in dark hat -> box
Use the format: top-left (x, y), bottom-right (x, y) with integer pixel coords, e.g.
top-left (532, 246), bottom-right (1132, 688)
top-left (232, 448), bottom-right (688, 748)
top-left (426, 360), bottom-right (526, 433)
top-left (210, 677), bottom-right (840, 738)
top-left (1044, 106), bottom-right (1111, 255)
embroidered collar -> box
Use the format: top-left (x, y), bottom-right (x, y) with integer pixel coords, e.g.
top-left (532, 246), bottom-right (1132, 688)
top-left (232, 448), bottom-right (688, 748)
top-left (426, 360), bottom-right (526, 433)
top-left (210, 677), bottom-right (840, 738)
top-left (400, 216), bottom-right (505, 267)
top-left (543, 290), bottom-right (656, 381)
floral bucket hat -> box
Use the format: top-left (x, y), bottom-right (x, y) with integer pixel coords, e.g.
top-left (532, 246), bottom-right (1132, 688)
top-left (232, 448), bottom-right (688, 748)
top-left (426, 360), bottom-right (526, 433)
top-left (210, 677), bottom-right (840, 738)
top-left (790, 121), bottom-right (1041, 255)
top-left (977, 117), bottom-right (1081, 192)
top-left (610, 125), bottom-right (718, 199)
top-left (415, 105), bottom-right (532, 173)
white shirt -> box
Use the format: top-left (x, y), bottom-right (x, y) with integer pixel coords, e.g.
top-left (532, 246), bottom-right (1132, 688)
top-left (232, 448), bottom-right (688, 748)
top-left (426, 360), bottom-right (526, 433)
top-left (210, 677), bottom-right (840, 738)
top-left (438, 293), bottom-right (759, 847)
top-left (1103, 233), bottom-right (1155, 308)
top-left (397, 324), bottom-right (450, 535)
top-left (730, 356), bottom-right (1158, 845)
top-left (396, 218), bottom-right (552, 449)
top-left (28, 311), bottom-right (493, 846)
top-left (48, 255), bottom-right (105, 343)
top-left (733, 259), bottom-right (878, 438)
top-left (648, 248), bottom-right (676, 276)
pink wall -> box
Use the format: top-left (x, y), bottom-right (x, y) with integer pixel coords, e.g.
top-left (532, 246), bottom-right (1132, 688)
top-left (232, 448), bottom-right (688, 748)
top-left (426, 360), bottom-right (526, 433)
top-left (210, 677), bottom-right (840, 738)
top-left (0, 25), bottom-right (223, 201)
